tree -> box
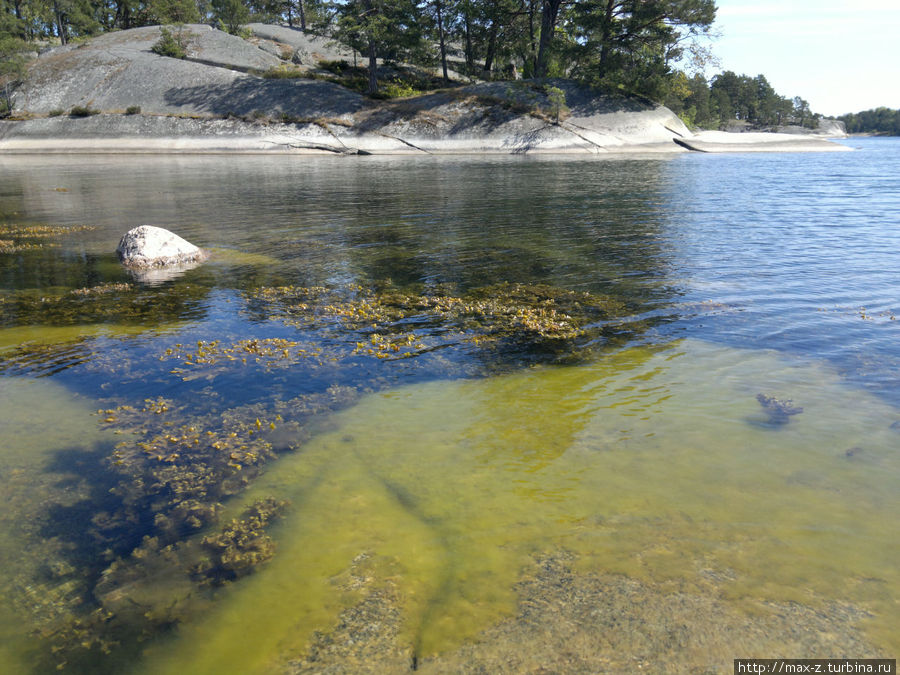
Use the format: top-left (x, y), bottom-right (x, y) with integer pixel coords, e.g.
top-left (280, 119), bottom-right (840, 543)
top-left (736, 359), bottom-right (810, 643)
top-left (0, 34), bottom-right (28, 116)
top-left (147, 0), bottom-right (201, 24)
top-left (567, 0), bottom-right (716, 98)
top-left (534, 0), bottom-right (563, 77)
top-left (212, 0), bottom-right (249, 34)
top-left (328, 0), bottom-right (424, 95)
top-left (47, 0), bottom-right (100, 44)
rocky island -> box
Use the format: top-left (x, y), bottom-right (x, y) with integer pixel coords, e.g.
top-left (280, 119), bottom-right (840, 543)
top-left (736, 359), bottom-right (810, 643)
top-left (1, 24), bottom-right (849, 155)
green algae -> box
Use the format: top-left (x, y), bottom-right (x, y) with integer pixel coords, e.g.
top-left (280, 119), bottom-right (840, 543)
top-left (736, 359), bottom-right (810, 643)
top-left (0, 373), bottom-right (360, 672)
top-left (2, 277), bottom-right (897, 673)
top-left (133, 339), bottom-right (900, 674)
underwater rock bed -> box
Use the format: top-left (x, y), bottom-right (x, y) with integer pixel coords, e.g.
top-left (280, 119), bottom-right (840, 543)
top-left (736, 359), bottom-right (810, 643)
top-left (2, 277), bottom-right (651, 672)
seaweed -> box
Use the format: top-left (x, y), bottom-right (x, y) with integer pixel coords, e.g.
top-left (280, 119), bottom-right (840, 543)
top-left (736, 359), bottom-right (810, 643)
top-left (192, 497), bottom-right (289, 585)
top-left (244, 280), bottom-right (640, 369)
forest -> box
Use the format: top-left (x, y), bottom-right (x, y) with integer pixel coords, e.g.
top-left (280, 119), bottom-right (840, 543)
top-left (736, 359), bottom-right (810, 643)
top-left (838, 108), bottom-right (900, 136)
top-left (0, 0), bottom-right (865, 130)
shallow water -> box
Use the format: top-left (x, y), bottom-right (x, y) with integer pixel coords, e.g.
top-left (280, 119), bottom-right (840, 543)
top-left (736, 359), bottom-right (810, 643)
top-left (1, 139), bottom-right (899, 673)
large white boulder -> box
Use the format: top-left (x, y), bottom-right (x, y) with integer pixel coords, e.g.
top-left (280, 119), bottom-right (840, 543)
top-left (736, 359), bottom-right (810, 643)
top-left (116, 225), bottom-right (206, 268)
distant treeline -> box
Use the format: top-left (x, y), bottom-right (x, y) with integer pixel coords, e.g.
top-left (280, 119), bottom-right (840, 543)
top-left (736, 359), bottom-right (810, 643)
top-left (0, 0), bottom-right (825, 130)
top-left (837, 108), bottom-right (900, 136)
top-left (664, 70), bottom-right (818, 130)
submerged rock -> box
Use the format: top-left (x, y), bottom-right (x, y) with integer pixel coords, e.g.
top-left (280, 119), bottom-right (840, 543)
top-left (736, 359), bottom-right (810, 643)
top-left (756, 393), bottom-right (803, 425)
top-left (116, 225), bottom-right (206, 269)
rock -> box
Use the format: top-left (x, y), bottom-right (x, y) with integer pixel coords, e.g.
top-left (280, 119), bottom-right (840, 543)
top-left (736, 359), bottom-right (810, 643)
top-left (291, 47), bottom-right (312, 65)
top-left (756, 393), bottom-right (803, 425)
top-left (116, 225), bottom-right (206, 269)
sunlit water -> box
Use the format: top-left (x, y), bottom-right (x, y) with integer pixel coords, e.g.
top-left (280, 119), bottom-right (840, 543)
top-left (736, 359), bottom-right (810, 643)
top-left (1, 138), bottom-right (899, 673)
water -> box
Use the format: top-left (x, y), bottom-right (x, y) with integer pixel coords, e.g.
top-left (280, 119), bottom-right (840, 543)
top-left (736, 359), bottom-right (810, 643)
top-left (1, 138), bottom-right (898, 673)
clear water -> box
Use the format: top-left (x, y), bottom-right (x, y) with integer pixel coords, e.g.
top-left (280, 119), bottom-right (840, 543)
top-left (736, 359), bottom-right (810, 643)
top-left (1, 138), bottom-right (898, 673)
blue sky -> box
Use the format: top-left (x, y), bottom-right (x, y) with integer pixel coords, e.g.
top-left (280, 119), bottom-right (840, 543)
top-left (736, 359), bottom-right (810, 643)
top-left (708, 0), bottom-right (900, 116)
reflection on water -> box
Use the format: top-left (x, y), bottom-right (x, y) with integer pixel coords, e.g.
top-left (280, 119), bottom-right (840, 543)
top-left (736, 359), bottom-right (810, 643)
top-left (1, 143), bottom-right (899, 672)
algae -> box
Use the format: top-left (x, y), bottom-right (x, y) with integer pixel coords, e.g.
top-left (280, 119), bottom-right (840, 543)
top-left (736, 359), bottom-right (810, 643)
top-left (244, 280), bottom-right (640, 369)
top-left (133, 340), bottom-right (900, 674)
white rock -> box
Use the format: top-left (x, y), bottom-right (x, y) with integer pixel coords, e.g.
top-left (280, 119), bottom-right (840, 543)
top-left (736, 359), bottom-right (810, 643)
top-left (116, 225), bottom-right (206, 268)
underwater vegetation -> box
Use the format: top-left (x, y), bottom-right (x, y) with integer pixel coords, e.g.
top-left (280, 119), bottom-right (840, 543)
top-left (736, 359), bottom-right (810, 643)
top-left (0, 224), bottom-right (96, 253)
top-left (245, 280), bottom-right (641, 368)
top-left (162, 338), bottom-right (336, 379)
top-left (193, 497), bottom-right (289, 586)
top-left (7, 386), bottom-right (357, 672)
top-left (3, 278), bottom-right (649, 672)
top-left (0, 281), bottom-right (210, 329)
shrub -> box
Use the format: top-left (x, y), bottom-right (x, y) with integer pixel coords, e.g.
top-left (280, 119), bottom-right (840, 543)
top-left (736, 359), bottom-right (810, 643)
top-left (69, 105), bottom-right (99, 117)
top-left (48, 109), bottom-right (64, 117)
top-left (125, 105), bottom-right (141, 115)
top-left (378, 80), bottom-right (420, 99)
top-left (152, 26), bottom-right (190, 60)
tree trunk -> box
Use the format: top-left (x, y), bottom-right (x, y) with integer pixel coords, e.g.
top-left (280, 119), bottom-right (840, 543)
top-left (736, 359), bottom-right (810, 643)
top-left (482, 18), bottom-right (498, 76)
top-left (463, 7), bottom-right (474, 72)
top-left (366, 38), bottom-right (378, 95)
top-left (436, 0), bottom-right (448, 82)
top-left (299, 1), bottom-right (306, 30)
top-left (597, 0), bottom-right (617, 77)
top-left (54, 0), bottom-right (68, 45)
top-left (535, 0), bottom-right (562, 78)
top-left (528, 0), bottom-right (537, 75)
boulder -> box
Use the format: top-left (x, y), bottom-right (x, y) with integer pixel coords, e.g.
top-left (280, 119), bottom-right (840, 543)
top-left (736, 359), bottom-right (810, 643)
top-left (291, 47), bottom-right (312, 65)
top-left (117, 225), bottom-right (206, 269)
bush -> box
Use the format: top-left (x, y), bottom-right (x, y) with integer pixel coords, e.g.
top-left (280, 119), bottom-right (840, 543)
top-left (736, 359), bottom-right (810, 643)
top-left (48, 109), bottom-right (64, 117)
top-left (152, 26), bottom-right (191, 60)
top-left (125, 105), bottom-right (141, 115)
top-left (378, 80), bottom-right (420, 99)
top-left (69, 105), bottom-right (99, 117)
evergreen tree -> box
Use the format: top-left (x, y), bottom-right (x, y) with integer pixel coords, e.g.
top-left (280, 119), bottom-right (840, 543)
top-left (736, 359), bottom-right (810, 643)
top-left (212, 0), bottom-right (248, 34)
top-left (327, 0), bottom-right (424, 95)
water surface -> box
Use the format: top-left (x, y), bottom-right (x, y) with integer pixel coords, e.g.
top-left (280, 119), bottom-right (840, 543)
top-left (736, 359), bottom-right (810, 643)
top-left (1, 139), bottom-right (898, 673)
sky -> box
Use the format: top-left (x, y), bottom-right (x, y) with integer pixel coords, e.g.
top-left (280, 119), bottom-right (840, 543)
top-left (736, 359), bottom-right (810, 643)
top-left (706, 0), bottom-right (900, 117)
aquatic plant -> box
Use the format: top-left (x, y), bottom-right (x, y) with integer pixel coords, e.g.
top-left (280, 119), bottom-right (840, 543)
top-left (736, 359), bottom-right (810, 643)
top-left (0, 223), bottom-right (96, 238)
top-left (0, 223), bottom-right (94, 252)
top-left (7, 384), bottom-right (360, 672)
top-left (0, 280), bottom-right (209, 329)
top-left (161, 337), bottom-right (335, 377)
top-left (193, 497), bottom-right (289, 585)
top-left (244, 280), bottom-right (637, 368)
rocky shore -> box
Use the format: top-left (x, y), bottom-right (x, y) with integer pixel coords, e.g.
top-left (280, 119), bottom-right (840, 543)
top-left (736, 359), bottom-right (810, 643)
top-left (1, 24), bottom-right (850, 155)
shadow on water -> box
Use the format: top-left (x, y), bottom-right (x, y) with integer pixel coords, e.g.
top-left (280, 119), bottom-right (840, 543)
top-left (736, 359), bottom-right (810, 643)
top-left (39, 444), bottom-right (152, 586)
